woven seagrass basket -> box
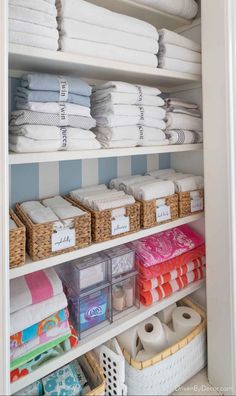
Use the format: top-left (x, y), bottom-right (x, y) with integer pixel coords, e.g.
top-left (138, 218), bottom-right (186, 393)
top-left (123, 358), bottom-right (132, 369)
top-left (138, 194), bottom-right (179, 229)
top-left (179, 189), bottom-right (204, 217)
top-left (80, 352), bottom-right (105, 396)
top-left (9, 209), bottom-right (26, 268)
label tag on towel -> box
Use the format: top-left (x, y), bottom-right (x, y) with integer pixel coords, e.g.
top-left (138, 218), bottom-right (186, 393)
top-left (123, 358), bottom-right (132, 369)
top-left (191, 197), bottom-right (203, 213)
top-left (156, 205), bottom-right (171, 222)
top-left (52, 228), bottom-right (75, 252)
top-left (138, 125), bottom-right (144, 140)
top-left (112, 216), bottom-right (130, 236)
top-left (139, 106), bottom-right (145, 121)
top-left (135, 85), bottom-right (143, 103)
top-left (59, 103), bottom-right (69, 126)
top-left (60, 127), bottom-right (68, 150)
top-left (58, 76), bottom-right (69, 102)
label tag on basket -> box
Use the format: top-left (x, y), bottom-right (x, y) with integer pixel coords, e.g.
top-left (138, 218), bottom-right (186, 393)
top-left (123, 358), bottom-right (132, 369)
top-left (52, 228), bottom-right (75, 252)
top-left (58, 76), bottom-right (69, 101)
top-left (191, 197), bottom-right (203, 213)
top-left (112, 207), bottom-right (126, 219)
top-left (59, 103), bottom-right (68, 126)
top-left (112, 216), bottom-right (130, 236)
top-left (156, 205), bottom-right (171, 222)
top-left (60, 126), bottom-right (68, 150)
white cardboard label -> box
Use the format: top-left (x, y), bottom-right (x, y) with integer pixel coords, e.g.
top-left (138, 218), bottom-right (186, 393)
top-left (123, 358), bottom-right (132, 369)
top-left (112, 216), bottom-right (130, 236)
top-left (156, 205), bottom-right (171, 222)
top-left (191, 197), bottom-right (203, 213)
top-left (52, 228), bottom-right (75, 252)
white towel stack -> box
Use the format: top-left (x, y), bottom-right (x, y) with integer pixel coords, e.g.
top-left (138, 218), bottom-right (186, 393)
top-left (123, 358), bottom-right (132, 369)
top-left (131, 0), bottom-right (198, 20)
top-left (164, 97), bottom-right (203, 145)
top-left (147, 169), bottom-right (204, 192)
top-left (158, 29), bottom-right (201, 75)
top-left (9, 0), bottom-right (59, 50)
top-left (56, 0), bottom-right (159, 67)
top-left (91, 81), bottom-right (168, 148)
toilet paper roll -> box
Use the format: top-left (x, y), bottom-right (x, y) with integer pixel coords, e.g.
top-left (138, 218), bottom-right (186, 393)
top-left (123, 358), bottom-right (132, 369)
top-left (156, 303), bottom-right (177, 324)
top-left (172, 306), bottom-right (202, 338)
top-left (137, 316), bottom-right (167, 354)
top-left (117, 326), bottom-right (142, 358)
top-left (162, 323), bottom-right (179, 346)
top-left (136, 349), bottom-right (156, 362)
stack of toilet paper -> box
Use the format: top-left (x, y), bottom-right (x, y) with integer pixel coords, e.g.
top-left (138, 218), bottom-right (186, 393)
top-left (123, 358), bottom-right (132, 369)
top-left (117, 303), bottom-right (201, 361)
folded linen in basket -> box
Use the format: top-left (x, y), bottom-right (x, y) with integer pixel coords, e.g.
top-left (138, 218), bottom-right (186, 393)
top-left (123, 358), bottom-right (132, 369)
top-left (93, 81), bottom-right (161, 96)
top-left (20, 200), bottom-right (42, 212)
top-left (9, 5), bottom-right (57, 28)
top-left (60, 37), bottom-right (158, 68)
top-left (166, 113), bottom-right (202, 131)
top-left (10, 269), bottom-right (63, 314)
top-left (79, 190), bottom-right (125, 204)
top-left (94, 126), bottom-right (166, 142)
top-left (132, 0), bottom-right (198, 20)
top-left (16, 102), bottom-right (91, 117)
top-left (94, 115), bottom-right (166, 129)
top-left (159, 57), bottom-right (201, 75)
top-left (21, 73), bottom-right (91, 97)
top-left (58, 18), bottom-right (159, 54)
top-left (175, 176), bottom-right (204, 192)
top-left (9, 19), bottom-right (59, 39)
top-left (146, 168), bottom-right (176, 178)
top-left (9, 31), bottom-right (58, 51)
top-left (91, 91), bottom-right (164, 107)
top-left (10, 292), bottom-right (68, 335)
top-left (92, 195), bottom-right (135, 211)
top-left (9, 0), bottom-right (57, 16)
top-left (10, 309), bottom-right (69, 349)
top-left (10, 125), bottom-right (96, 141)
top-left (133, 180), bottom-right (175, 200)
top-left (53, 206), bottom-right (86, 219)
top-left (92, 105), bottom-right (166, 120)
top-left (117, 176), bottom-right (155, 193)
top-left (42, 196), bottom-right (72, 209)
top-left (56, 0), bottom-right (158, 39)
top-left (166, 130), bottom-right (203, 144)
top-left (109, 175), bottom-right (142, 189)
top-left (159, 43), bottom-right (201, 63)
top-left (26, 207), bottom-right (60, 224)
top-left (9, 111), bottom-right (96, 129)
top-left (16, 88), bottom-right (90, 107)
top-left (70, 185), bottom-right (108, 200)
top-left (159, 29), bottom-right (201, 52)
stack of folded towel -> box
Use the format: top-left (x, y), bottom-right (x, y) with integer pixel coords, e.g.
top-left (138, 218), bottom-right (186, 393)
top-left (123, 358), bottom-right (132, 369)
top-left (9, 73), bottom-right (100, 153)
top-left (164, 97), bottom-right (203, 144)
top-left (91, 82), bottom-right (168, 148)
top-left (9, 0), bottom-right (58, 50)
top-left (10, 269), bottom-right (72, 373)
top-left (132, 0), bottom-right (198, 20)
top-left (147, 168), bottom-right (204, 192)
top-left (56, 0), bottom-right (159, 67)
top-left (158, 29), bottom-right (201, 75)
top-left (70, 184), bottom-right (135, 211)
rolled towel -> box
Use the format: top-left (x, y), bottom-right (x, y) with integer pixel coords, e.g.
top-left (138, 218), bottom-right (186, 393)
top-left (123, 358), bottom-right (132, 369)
top-left (159, 43), bottom-right (201, 63)
top-left (175, 176), bottom-right (204, 192)
top-left (9, 5), bottom-right (57, 28)
top-left (93, 81), bottom-right (161, 96)
top-left (91, 91), bottom-right (164, 107)
top-left (9, 0), bottom-right (57, 16)
top-left (119, 176), bottom-right (155, 193)
top-left (9, 19), bottom-right (59, 39)
top-left (158, 57), bottom-right (201, 75)
top-left (16, 102), bottom-right (91, 117)
top-left (132, 0), bottom-right (198, 20)
top-left (163, 173), bottom-right (193, 181)
top-left (146, 168), bottom-right (176, 178)
top-left (166, 113), bottom-right (202, 131)
top-left (125, 179), bottom-right (163, 196)
top-left (70, 184), bottom-right (108, 200)
top-left (42, 196), bottom-right (72, 209)
top-left (165, 98), bottom-right (199, 109)
top-left (9, 31), bottom-right (58, 50)
top-left (134, 180), bottom-right (175, 200)
top-left (166, 130), bottom-right (203, 144)
top-left (53, 206), bottom-right (86, 219)
top-left (110, 175), bottom-right (142, 189)
top-left (94, 126), bottom-right (166, 142)
top-left (92, 104), bottom-right (166, 120)
top-left (10, 125), bottom-right (97, 141)
top-left (159, 28), bottom-right (201, 52)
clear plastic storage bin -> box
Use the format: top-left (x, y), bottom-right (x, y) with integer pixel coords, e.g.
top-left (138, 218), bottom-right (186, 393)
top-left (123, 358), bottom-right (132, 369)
top-left (112, 271), bottom-right (139, 316)
top-left (104, 245), bottom-right (135, 277)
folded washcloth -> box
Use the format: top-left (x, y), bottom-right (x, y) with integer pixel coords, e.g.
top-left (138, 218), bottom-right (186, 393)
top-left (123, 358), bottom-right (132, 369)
top-left (9, 19), bottom-right (59, 39)
top-left (20, 200), bottom-right (42, 212)
top-left (146, 169), bottom-right (176, 178)
top-left (10, 292), bottom-right (68, 335)
top-left (10, 268), bottom-right (63, 314)
top-left (16, 87), bottom-right (90, 107)
top-left (9, 218), bottom-right (17, 229)
top-left (9, 110), bottom-right (96, 129)
top-left (42, 196), bottom-right (72, 209)
top-left (59, 18), bottom-right (159, 53)
top-left (9, 5), bottom-right (57, 28)
top-left (16, 102), bottom-right (91, 117)
top-left (166, 130), bottom-right (203, 144)
top-left (159, 43), bottom-right (201, 63)
top-left (53, 206), bottom-right (86, 219)
top-left (60, 37), bottom-right (158, 68)
top-left (9, 0), bottom-right (57, 16)
top-left (56, 0), bottom-right (158, 39)
top-left (158, 57), bottom-right (201, 75)
top-left (9, 30), bottom-right (58, 50)
top-left (91, 91), bottom-right (164, 107)
top-left (134, 180), bottom-right (175, 200)
top-left (92, 105), bottom-right (166, 120)
top-left (10, 125), bottom-right (96, 141)
top-left (132, 0), bottom-right (198, 20)
top-left (165, 98), bottom-right (199, 109)
top-left (94, 126), bottom-right (166, 142)
top-left (94, 114), bottom-right (166, 129)
top-left (175, 176), bottom-right (204, 192)
top-left (93, 81), bottom-right (161, 96)
top-left (159, 28), bottom-right (201, 52)
top-left (166, 113), bottom-right (202, 131)
top-left (109, 175), bottom-right (142, 189)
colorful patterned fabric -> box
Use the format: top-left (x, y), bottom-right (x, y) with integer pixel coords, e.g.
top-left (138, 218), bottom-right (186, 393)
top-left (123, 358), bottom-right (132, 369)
top-left (42, 362), bottom-right (82, 396)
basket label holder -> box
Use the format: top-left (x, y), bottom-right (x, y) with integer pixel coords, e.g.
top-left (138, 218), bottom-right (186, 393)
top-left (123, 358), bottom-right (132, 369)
top-left (52, 220), bottom-right (76, 252)
top-left (190, 191), bottom-right (203, 213)
top-left (111, 207), bottom-right (130, 236)
top-left (156, 198), bottom-right (171, 222)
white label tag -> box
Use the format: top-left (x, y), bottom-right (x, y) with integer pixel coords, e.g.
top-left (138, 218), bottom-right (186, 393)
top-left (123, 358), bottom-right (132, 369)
top-left (58, 77), bottom-right (69, 102)
top-left (51, 228), bottom-right (75, 252)
top-left (191, 197), bottom-right (203, 213)
top-left (59, 103), bottom-right (68, 126)
top-left (60, 126), bottom-right (67, 150)
top-left (112, 207), bottom-right (126, 219)
top-left (156, 205), bottom-right (171, 222)
top-left (112, 216), bottom-right (130, 236)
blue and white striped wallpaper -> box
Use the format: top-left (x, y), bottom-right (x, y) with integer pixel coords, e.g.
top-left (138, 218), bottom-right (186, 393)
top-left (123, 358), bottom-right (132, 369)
top-left (9, 77), bottom-right (170, 207)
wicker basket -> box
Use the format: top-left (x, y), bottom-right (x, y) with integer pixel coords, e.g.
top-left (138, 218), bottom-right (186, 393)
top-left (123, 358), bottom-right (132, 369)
top-left (9, 209), bottom-right (26, 268)
top-left (79, 352), bottom-right (105, 396)
top-left (69, 197), bottom-right (140, 243)
top-left (179, 189), bottom-right (204, 218)
top-left (138, 194), bottom-right (179, 229)
top-left (15, 197), bottom-right (91, 261)
top-left (120, 298), bottom-right (207, 395)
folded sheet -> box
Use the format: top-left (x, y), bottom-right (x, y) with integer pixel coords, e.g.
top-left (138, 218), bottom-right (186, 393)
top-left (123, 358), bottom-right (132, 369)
top-left (166, 113), bottom-right (202, 131)
top-left (16, 102), bottom-right (91, 117)
top-left (10, 292), bottom-right (68, 335)
top-left (9, 5), bottom-right (57, 28)
top-left (56, 0), bottom-right (158, 39)
top-left (59, 18), bottom-right (159, 53)
top-left (9, 19), bottom-right (59, 39)
top-left (159, 57), bottom-right (201, 75)
top-left (133, 180), bottom-right (175, 200)
top-left (166, 107), bottom-right (201, 118)
top-left (94, 115), bottom-right (166, 129)
top-left (9, 31), bottom-right (58, 50)
top-left (132, 0), bottom-right (198, 20)
top-left (92, 91), bottom-right (164, 107)
top-left (92, 104), bottom-right (166, 120)
top-left (9, 110), bottom-right (96, 129)
top-left (10, 126), bottom-right (96, 141)
top-left (93, 81), bottom-right (161, 96)
top-left (159, 28), bottom-right (201, 52)
top-left (165, 98), bottom-right (199, 109)
top-left (94, 126), bottom-right (166, 142)
top-left (60, 37), bottom-right (158, 68)
top-left (10, 269), bottom-right (63, 314)
top-left (166, 130), bottom-right (203, 144)
top-left (9, 0), bottom-right (57, 16)
top-left (175, 175), bottom-right (204, 192)
top-left (159, 43), bottom-right (201, 63)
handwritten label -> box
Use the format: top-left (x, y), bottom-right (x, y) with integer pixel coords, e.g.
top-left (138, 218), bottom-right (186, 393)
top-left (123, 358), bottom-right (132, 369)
top-left (156, 205), bottom-right (171, 222)
top-left (59, 103), bottom-right (68, 126)
top-left (112, 216), bottom-right (130, 236)
top-left (52, 228), bottom-right (75, 252)
top-left (58, 77), bottom-right (69, 101)
top-left (191, 197), bottom-right (203, 213)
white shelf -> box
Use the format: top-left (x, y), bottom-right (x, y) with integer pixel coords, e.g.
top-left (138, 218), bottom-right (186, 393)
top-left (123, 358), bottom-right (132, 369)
top-left (9, 45), bottom-right (201, 90)
top-left (9, 144), bottom-right (203, 165)
top-left (10, 213), bottom-right (203, 279)
top-left (10, 279), bottom-right (205, 394)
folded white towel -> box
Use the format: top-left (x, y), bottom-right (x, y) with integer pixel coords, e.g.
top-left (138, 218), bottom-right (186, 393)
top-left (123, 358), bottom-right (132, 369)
top-left (93, 195), bottom-right (135, 211)
top-left (159, 29), bottom-right (201, 52)
top-left (10, 125), bottom-right (96, 141)
top-left (80, 190), bottom-right (125, 204)
top-left (60, 37), bottom-right (158, 68)
top-left (59, 18), bottom-right (159, 54)
top-left (9, 0), bottom-right (57, 16)
top-left (9, 30), bottom-right (58, 50)
top-left (132, 0), bottom-right (198, 20)
top-left (124, 179), bottom-right (161, 196)
top-left (42, 196), bottom-right (72, 209)
top-left (56, 0), bottom-right (158, 39)
top-left (20, 201), bottom-right (43, 212)
top-left (159, 57), bottom-right (201, 75)
top-left (165, 98), bottom-right (199, 109)
top-left (27, 207), bottom-right (60, 224)
top-left (146, 168), bottom-right (176, 177)
top-left (166, 113), bottom-right (202, 131)
top-left (16, 102), bottom-right (91, 117)
top-left (86, 191), bottom-right (126, 209)
top-left (92, 105), bottom-right (166, 120)
top-left (92, 91), bottom-right (164, 107)
top-left (9, 19), bottom-right (59, 39)
top-left (9, 5), bottom-right (57, 28)
top-left (70, 184), bottom-right (108, 198)
top-left (93, 81), bottom-right (161, 96)
top-left (94, 126), bottom-right (166, 142)
top-left (159, 43), bottom-right (201, 63)
top-left (53, 206), bottom-right (86, 219)
top-left (175, 176), bottom-right (204, 192)
top-left (134, 180), bottom-right (175, 200)
top-left (9, 218), bottom-right (17, 230)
